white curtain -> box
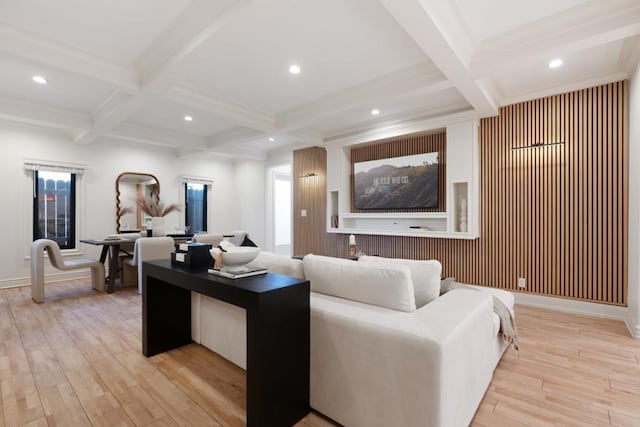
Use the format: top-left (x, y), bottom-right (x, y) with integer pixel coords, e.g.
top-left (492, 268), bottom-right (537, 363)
top-left (23, 158), bottom-right (86, 175)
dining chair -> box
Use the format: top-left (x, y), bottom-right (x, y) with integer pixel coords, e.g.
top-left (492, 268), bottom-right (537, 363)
top-left (122, 237), bottom-right (175, 293)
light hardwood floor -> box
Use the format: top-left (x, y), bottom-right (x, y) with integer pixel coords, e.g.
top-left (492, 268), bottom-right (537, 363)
top-left (1, 279), bottom-right (639, 426)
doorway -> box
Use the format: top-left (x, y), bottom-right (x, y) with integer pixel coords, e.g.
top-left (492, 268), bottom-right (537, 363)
top-left (271, 164), bottom-right (291, 255)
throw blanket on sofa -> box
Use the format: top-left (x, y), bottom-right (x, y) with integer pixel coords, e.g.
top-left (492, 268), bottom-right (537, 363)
top-left (441, 279), bottom-right (520, 350)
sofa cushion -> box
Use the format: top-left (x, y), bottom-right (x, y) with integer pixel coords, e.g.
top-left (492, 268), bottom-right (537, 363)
top-left (303, 254), bottom-right (416, 312)
top-left (247, 251), bottom-right (305, 279)
top-left (358, 255), bottom-right (442, 307)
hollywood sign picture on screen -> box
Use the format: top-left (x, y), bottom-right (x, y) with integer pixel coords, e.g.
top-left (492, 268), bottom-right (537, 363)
top-left (353, 152), bottom-right (439, 210)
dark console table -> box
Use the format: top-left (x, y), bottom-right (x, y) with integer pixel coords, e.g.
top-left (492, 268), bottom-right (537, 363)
top-left (142, 259), bottom-right (310, 427)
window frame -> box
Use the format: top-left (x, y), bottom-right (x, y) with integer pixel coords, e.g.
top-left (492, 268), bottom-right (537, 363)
top-left (33, 170), bottom-right (77, 250)
top-left (184, 182), bottom-right (208, 233)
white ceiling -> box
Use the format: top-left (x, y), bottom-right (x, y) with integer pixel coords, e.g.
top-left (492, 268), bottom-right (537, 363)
top-left (0, 0), bottom-right (192, 63)
top-left (0, 0), bottom-right (638, 160)
top-left (453, 0), bottom-right (591, 43)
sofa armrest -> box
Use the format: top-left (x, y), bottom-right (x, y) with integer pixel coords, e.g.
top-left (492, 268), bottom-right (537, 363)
top-left (310, 289), bottom-right (496, 427)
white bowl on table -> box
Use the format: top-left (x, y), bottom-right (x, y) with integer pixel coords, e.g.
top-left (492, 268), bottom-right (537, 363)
top-left (210, 246), bottom-right (261, 273)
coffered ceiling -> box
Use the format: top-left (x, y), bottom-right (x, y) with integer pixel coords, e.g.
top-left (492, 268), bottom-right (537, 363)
top-left (0, 0), bottom-right (638, 159)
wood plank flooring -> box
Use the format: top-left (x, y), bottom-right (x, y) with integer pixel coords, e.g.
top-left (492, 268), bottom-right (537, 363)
top-left (1, 279), bottom-right (639, 426)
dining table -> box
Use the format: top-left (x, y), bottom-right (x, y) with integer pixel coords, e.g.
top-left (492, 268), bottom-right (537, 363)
top-left (80, 233), bottom-right (235, 293)
top-left (79, 238), bottom-right (135, 293)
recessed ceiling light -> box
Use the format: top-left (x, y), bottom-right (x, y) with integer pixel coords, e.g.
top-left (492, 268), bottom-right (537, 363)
top-left (289, 64), bottom-right (301, 74)
top-left (548, 58), bottom-right (563, 69)
top-left (268, 137), bottom-right (275, 142)
top-left (371, 109), bottom-right (380, 116)
top-left (184, 115), bottom-right (193, 122)
top-left (32, 75), bottom-right (47, 85)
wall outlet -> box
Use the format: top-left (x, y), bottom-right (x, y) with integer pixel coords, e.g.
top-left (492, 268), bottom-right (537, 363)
top-left (517, 277), bottom-right (526, 289)
top-left (301, 209), bottom-right (307, 217)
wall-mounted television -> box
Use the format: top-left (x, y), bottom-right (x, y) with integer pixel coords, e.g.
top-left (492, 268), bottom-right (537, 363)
top-left (353, 152), bottom-right (439, 210)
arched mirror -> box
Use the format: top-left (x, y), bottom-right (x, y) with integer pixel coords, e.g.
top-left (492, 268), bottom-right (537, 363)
top-left (116, 172), bottom-right (160, 233)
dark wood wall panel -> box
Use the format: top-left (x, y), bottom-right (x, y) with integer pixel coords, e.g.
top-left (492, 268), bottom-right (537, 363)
top-left (351, 131), bottom-right (446, 212)
top-left (293, 81), bottom-right (628, 305)
top-left (293, 147), bottom-right (327, 256)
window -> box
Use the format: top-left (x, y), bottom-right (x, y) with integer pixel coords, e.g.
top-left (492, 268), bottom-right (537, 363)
top-left (33, 170), bottom-right (76, 249)
top-left (185, 182), bottom-right (207, 233)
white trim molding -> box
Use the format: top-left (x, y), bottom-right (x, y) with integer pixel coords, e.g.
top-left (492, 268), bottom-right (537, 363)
top-left (513, 292), bottom-right (640, 338)
top-left (625, 312), bottom-right (640, 340)
top-left (180, 175), bottom-right (214, 186)
top-left (23, 158), bottom-right (87, 174)
top-left (0, 270), bottom-right (90, 290)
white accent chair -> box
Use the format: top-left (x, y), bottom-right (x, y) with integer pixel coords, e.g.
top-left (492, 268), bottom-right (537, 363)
top-left (31, 239), bottom-right (105, 303)
top-left (122, 237), bottom-right (175, 293)
top-left (192, 233), bottom-right (224, 246)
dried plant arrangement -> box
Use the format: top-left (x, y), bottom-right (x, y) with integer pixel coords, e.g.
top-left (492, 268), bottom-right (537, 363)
top-left (135, 193), bottom-right (181, 217)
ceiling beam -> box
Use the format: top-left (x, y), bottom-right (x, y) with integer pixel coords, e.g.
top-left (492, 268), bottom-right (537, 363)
top-left (73, 0), bottom-right (256, 145)
top-left (275, 62), bottom-right (452, 132)
top-left (206, 125), bottom-right (326, 153)
top-left (470, 0), bottom-right (640, 77)
top-left (325, 109), bottom-right (478, 149)
top-left (378, 0), bottom-right (498, 117)
top-left (499, 71), bottom-right (629, 107)
top-left (207, 127), bottom-right (265, 149)
top-left (209, 144), bottom-right (267, 161)
top-left (618, 35), bottom-right (640, 76)
top-left (0, 95), bottom-right (90, 132)
top-left (287, 129), bottom-right (326, 146)
top-left (105, 122), bottom-right (207, 150)
top-left (167, 84), bottom-right (275, 133)
top-left (325, 103), bottom-right (471, 144)
top-left (0, 24), bottom-right (139, 93)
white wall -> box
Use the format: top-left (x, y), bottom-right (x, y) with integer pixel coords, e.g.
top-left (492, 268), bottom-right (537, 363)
top-left (628, 66), bottom-right (640, 339)
top-left (0, 121), bottom-right (266, 287)
top-left (233, 159), bottom-right (266, 246)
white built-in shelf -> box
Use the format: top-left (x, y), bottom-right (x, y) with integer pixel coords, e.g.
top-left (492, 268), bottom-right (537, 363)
top-left (334, 210), bottom-right (461, 237)
top-left (325, 120), bottom-right (480, 240)
top-left (327, 227), bottom-right (478, 239)
top-left (341, 212), bottom-right (447, 219)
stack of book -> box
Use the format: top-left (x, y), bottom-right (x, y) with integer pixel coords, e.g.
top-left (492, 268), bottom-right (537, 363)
top-left (208, 266), bottom-right (268, 279)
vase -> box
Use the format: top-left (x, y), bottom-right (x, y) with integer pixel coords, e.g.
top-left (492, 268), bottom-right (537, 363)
top-left (459, 197), bottom-right (468, 232)
top-left (151, 217), bottom-right (166, 237)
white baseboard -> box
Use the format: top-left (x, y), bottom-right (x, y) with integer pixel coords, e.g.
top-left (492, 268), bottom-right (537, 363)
top-left (514, 292), bottom-right (628, 320)
top-left (0, 271), bottom-right (90, 289)
top-left (624, 312), bottom-right (640, 340)
top-left (513, 292), bottom-right (640, 340)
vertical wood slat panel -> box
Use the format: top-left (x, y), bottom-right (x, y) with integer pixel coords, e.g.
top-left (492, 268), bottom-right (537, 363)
top-left (293, 81), bottom-right (628, 306)
top-left (293, 147), bottom-right (327, 256)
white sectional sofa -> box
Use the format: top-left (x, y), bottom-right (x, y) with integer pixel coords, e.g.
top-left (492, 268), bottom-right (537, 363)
top-left (192, 252), bottom-right (514, 427)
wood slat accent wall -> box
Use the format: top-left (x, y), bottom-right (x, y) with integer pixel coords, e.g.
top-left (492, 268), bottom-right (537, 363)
top-left (293, 81), bottom-right (628, 305)
top-left (293, 147), bottom-right (328, 256)
top-left (351, 131), bottom-right (446, 212)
